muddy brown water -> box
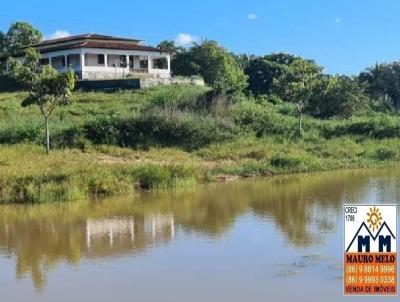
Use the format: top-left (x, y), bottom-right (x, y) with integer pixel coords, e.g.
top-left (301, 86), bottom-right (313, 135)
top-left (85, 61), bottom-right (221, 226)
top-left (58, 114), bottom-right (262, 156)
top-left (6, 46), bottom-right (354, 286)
top-left (0, 167), bottom-right (399, 301)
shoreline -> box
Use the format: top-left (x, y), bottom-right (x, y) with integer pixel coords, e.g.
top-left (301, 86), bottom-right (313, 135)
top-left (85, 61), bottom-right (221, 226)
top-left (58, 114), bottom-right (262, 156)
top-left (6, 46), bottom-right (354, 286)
top-left (0, 142), bottom-right (397, 204)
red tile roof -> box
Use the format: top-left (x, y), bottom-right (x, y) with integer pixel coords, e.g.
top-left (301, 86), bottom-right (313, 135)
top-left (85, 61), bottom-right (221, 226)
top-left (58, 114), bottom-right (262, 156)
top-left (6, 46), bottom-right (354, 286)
top-left (84, 41), bottom-right (161, 52)
top-left (35, 41), bottom-right (162, 54)
top-left (27, 33), bottom-right (163, 54)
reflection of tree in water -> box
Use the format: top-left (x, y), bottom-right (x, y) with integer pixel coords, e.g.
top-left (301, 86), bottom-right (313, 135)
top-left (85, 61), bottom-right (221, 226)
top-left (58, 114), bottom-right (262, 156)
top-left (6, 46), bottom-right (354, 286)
top-left (0, 210), bottom-right (175, 290)
top-left (247, 170), bottom-right (376, 246)
top-left (0, 167), bottom-right (398, 289)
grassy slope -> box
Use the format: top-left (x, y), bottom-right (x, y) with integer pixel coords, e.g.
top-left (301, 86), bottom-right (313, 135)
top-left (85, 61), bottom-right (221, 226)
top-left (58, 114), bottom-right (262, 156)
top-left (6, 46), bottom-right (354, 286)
top-left (0, 85), bottom-right (399, 203)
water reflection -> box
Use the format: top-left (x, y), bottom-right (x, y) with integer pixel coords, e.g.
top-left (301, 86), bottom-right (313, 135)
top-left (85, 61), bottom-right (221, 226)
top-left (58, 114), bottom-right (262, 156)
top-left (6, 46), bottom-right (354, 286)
top-left (0, 167), bottom-right (399, 290)
top-left (86, 216), bottom-right (175, 257)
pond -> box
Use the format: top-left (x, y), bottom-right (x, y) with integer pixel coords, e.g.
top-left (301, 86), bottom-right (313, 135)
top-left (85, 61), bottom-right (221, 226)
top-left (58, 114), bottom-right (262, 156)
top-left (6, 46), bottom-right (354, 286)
top-left (0, 167), bottom-right (399, 301)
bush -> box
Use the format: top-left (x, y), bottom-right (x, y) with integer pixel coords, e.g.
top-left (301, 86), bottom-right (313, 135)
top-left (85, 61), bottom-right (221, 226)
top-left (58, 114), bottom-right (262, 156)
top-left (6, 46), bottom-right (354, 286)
top-left (0, 122), bottom-right (42, 144)
top-left (270, 153), bottom-right (304, 169)
top-left (83, 111), bottom-right (238, 150)
top-left (270, 153), bottom-right (322, 172)
top-left (130, 164), bottom-right (198, 189)
top-left (118, 112), bottom-right (238, 150)
top-left (232, 101), bottom-right (297, 137)
top-left (322, 115), bottom-right (400, 139)
top-left (84, 113), bottom-right (120, 145)
top-left (374, 147), bottom-right (397, 161)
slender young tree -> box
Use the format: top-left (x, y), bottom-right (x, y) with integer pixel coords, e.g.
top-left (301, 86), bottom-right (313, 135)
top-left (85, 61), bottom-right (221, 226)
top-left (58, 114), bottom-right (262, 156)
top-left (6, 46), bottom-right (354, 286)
top-left (10, 48), bottom-right (75, 153)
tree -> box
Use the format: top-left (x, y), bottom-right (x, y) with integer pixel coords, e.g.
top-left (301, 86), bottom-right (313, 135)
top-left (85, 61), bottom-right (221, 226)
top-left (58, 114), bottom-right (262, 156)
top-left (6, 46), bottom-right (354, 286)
top-left (5, 22), bottom-right (43, 55)
top-left (0, 31), bottom-right (6, 74)
top-left (245, 53), bottom-right (322, 97)
top-left (359, 62), bottom-right (400, 111)
top-left (306, 75), bottom-right (369, 118)
top-left (0, 22), bottom-right (42, 74)
top-left (272, 57), bottom-right (323, 136)
top-left (233, 54), bottom-right (256, 71)
top-left (172, 40), bottom-right (248, 94)
top-left (10, 48), bottom-right (75, 153)
top-left (157, 40), bottom-right (183, 58)
top-left (171, 50), bottom-right (201, 76)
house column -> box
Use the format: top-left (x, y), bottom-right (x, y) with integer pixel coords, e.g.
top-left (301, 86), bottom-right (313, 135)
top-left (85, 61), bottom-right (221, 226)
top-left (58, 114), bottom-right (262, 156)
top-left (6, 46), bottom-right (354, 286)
top-left (64, 55), bottom-right (68, 69)
top-left (104, 54), bottom-right (108, 67)
top-left (167, 55), bottom-right (171, 74)
top-left (80, 52), bottom-right (85, 80)
top-left (126, 54), bottom-right (130, 74)
top-left (49, 57), bottom-right (52, 67)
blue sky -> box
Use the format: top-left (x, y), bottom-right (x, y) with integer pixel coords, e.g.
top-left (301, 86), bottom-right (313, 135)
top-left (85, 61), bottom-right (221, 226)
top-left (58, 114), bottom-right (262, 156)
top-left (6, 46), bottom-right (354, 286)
top-left (1, 0), bottom-right (400, 75)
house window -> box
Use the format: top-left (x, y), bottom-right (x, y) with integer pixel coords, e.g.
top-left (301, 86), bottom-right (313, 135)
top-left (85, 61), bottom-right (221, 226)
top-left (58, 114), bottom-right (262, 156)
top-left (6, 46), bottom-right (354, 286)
top-left (140, 59), bottom-right (148, 69)
top-left (107, 55), bottom-right (126, 67)
top-left (97, 54), bottom-right (105, 65)
top-left (119, 56), bottom-right (127, 68)
top-left (129, 55), bottom-right (134, 68)
top-left (51, 56), bottom-right (65, 69)
top-left (67, 54), bottom-right (80, 67)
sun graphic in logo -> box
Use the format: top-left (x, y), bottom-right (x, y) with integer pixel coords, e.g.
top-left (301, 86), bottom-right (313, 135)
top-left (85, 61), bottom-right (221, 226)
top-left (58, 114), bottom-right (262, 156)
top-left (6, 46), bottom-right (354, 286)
top-left (367, 206), bottom-right (383, 232)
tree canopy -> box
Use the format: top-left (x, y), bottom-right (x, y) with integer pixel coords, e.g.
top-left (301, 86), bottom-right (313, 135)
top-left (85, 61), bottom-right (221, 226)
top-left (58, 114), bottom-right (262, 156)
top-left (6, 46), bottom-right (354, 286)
top-left (359, 62), bottom-right (400, 111)
top-left (0, 22), bottom-right (42, 74)
top-left (306, 75), bottom-right (369, 118)
top-left (172, 40), bottom-right (248, 94)
top-left (5, 22), bottom-right (42, 55)
top-left (157, 40), bottom-right (183, 58)
top-left (245, 53), bottom-right (323, 98)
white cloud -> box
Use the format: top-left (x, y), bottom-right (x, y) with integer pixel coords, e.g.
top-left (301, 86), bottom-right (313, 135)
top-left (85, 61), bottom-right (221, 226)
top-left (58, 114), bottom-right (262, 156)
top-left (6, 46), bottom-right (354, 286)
top-left (248, 13), bottom-right (258, 20)
top-left (47, 30), bottom-right (71, 40)
top-left (174, 33), bottom-right (199, 47)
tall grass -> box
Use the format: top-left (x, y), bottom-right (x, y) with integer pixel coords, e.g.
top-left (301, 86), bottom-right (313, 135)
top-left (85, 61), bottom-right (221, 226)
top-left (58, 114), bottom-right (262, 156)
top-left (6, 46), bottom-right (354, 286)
top-left (0, 144), bottom-right (204, 203)
top-left (1, 85), bottom-right (400, 203)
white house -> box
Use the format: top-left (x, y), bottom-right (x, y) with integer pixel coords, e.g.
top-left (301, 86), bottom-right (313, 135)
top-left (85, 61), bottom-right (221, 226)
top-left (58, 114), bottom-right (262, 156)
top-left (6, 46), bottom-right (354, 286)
top-left (26, 33), bottom-right (171, 80)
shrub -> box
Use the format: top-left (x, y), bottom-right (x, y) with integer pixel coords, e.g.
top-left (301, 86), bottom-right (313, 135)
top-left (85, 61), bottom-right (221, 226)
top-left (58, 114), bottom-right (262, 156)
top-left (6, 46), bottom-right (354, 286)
top-left (374, 147), bottom-right (397, 161)
top-left (117, 111), bottom-right (238, 150)
top-left (270, 153), bottom-right (322, 172)
top-left (130, 164), bottom-right (198, 189)
top-left (84, 113), bottom-right (120, 145)
top-left (322, 115), bottom-right (400, 139)
top-left (232, 101), bottom-right (296, 137)
top-left (270, 153), bottom-right (304, 169)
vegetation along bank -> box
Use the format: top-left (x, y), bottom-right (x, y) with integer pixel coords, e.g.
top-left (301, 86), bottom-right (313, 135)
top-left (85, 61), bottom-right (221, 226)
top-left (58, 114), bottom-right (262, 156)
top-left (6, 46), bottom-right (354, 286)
top-left (1, 22), bottom-right (400, 203)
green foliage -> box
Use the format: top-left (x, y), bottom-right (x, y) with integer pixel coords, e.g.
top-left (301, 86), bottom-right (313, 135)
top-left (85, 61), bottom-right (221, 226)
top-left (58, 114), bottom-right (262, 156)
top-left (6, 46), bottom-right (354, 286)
top-left (374, 147), bottom-right (397, 161)
top-left (0, 21), bottom-right (42, 74)
top-left (322, 115), bottom-right (400, 139)
top-left (157, 40), bottom-right (183, 57)
top-left (17, 64), bottom-right (76, 115)
top-left (270, 153), bottom-right (305, 169)
top-left (306, 75), bottom-right (370, 118)
top-left (172, 40), bottom-right (248, 94)
top-left (1, 84), bottom-right (400, 204)
top-left (245, 53), bottom-right (322, 98)
top-left (232, 100), bottom-right (296, 137)
top-left (4, 22), bottom-right (42, 55)
top-left (130, 164), bottom-right (198, 189)
top-left (85, 111), bottom-right (238, 150)
top-left (0, 31), bottom-right (6, 54)
top-left (9, 48), bottom-right (76, 153)
top-left (233, 54), bottom-right (256, 71)
top-left (359, 62), bottom-right (400, 111)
